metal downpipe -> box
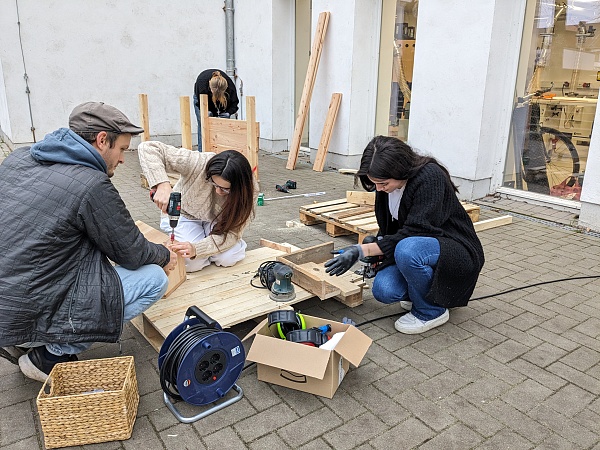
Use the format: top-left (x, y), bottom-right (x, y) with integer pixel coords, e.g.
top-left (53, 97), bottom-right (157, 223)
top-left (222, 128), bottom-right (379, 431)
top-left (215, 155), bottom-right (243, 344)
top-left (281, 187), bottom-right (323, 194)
top-left (224, 0), bottom-right (236, 79)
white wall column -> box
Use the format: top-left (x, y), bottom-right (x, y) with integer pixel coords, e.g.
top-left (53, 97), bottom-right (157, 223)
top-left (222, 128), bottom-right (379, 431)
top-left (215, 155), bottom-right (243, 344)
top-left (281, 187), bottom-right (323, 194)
top-left (235, 0), bottom-right (294, 153)
top-left (308, 0), bottom-right (381, 169)
top-left (408, 0), bottom-right (526, 200)
top-left (576, 105), bottom-right (600, 229)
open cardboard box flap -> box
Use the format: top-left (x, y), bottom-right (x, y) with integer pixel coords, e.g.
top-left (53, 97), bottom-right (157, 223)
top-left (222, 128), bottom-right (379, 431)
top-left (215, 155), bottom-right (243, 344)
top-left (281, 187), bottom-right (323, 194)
top-left (333, 323), bottom-right (372, 368)
top-left (246, 334), bottom-right (332, 379)
top-left (244, 314), bottom-right (372, 379)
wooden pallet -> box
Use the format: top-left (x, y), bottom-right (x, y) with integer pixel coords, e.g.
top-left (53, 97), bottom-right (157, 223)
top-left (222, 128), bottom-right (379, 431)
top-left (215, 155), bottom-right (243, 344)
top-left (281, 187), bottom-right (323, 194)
top-left (299, 191), bottom-right (485, 242)
top-left (130, 227), bottom-right (363, 351)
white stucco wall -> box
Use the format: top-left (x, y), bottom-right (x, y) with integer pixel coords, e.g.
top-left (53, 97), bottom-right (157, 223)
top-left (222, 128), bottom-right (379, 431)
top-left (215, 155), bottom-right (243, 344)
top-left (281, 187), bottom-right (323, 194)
top-left (0, 0), bottom-right (293, 149)
top-left (0, 58), bottom-right (11, 140)
top-left (309, 0), bottom-right (381, 169)
top-left (235, 0), bottom-right (294, 152)
top-left (408, 0), bottom-right (525, 199)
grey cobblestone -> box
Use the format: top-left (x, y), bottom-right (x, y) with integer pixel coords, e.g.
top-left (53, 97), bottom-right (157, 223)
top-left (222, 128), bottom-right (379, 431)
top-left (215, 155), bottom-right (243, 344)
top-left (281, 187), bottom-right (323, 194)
top-left (1, 149), bottom-right (599, 449)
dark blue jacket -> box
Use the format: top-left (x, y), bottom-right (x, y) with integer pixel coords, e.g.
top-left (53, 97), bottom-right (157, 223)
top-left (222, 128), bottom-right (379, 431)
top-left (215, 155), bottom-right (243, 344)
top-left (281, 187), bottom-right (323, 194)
top-left (0, 128), bottom-right (170, 346)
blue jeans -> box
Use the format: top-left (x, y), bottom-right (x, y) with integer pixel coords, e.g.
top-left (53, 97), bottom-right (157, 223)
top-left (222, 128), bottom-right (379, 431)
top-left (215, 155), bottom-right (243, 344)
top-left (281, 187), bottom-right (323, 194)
top-left (45, 264), bottom-right (168, 356)
top-left (371, 237), bottom-right (445, 321)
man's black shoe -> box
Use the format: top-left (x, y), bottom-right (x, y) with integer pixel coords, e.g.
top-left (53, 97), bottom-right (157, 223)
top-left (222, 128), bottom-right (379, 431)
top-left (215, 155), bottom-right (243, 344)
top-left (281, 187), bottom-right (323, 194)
top-left (18, 346), bottom-right (78, 383)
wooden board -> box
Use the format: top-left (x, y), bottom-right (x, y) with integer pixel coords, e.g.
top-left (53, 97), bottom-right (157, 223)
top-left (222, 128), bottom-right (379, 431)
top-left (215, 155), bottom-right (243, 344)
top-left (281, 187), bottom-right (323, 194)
top-left (136, 221), bottom-right (186, 297)
top-left (180, 96), bottom-right (192, 150)
top-left (139, 93), bottom-right (150, 142)
top-left (287, 11), bottom-right (330, 170)
top-left (130, 244), bottom-right (318, 352)
top-left (199, 95), bottom-right (260, 177)
top-left (277, 242), bottom-right (365, 307)
top-left (313, 93), bottom-right (342, 172)
top-left (299, 194), bottom-right (489, 243)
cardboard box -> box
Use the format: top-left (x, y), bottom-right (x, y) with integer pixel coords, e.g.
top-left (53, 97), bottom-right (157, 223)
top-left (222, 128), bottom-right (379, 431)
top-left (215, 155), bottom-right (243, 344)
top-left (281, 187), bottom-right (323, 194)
top-left (245, 314), bottom-right (372, 398)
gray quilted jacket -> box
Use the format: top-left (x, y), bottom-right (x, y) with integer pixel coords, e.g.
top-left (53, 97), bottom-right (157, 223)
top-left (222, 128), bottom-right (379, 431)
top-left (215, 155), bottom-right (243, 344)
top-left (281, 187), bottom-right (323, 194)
top-left (0, 128), bottom-right (170, 346)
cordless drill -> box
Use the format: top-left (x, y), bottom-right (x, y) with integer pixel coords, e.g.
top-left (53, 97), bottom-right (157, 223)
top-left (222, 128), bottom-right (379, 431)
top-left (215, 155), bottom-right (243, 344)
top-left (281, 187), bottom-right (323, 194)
top-left (150, 190), bottom-right (182, 243)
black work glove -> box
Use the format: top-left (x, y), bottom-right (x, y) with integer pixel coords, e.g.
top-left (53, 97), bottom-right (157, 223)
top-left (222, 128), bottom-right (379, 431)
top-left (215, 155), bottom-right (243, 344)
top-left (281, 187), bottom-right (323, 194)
top-left (324, 245), bottom-right (362, 276)
top-left (218, 112), bottom-right (231, 118)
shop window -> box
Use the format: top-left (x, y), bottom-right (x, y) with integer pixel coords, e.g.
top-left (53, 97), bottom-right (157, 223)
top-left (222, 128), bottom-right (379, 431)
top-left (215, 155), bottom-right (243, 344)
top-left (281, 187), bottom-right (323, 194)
top-left (388, 1), bottom-right (418, 140)
top-left (505, 0), bottom-right (598, 201)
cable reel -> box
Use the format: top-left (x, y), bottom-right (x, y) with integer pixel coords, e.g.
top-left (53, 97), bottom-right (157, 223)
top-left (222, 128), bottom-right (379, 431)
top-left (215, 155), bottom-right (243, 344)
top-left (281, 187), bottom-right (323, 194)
top-left (158, 306), bottom-right (245, 423)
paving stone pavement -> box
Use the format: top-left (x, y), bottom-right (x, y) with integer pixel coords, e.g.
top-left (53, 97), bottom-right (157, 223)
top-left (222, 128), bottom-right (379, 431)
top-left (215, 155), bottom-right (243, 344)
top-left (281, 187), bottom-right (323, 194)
top-left (1, 147), bottom-right (599, 449)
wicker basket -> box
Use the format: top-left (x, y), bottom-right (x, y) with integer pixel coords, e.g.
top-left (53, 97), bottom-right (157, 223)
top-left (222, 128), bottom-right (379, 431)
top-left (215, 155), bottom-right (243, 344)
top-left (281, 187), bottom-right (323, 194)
top-left (36, 356), bottom-right (139, 449)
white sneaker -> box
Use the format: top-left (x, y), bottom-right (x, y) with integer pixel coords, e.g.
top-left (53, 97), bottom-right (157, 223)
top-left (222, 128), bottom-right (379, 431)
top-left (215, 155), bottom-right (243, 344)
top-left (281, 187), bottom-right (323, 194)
top-left (394, 309), bottom-right (449, 334)
top-left (399, 301), bottom-right (412, 310)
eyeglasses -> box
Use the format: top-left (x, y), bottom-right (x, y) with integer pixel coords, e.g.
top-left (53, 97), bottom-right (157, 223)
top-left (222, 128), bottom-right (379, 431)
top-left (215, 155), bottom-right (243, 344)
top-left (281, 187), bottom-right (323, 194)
top-left (209, 178), bottom-right (231, 194)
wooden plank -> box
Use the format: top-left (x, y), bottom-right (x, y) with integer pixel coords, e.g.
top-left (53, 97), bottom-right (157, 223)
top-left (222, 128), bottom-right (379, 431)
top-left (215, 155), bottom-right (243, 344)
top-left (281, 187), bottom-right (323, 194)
top-left (311, 203), bottom-right (358, 214)
top-left (133, 245), bottom-right (318, 350)
top-left (138, 93), bottom-right (150, 142)
top-left (200, 94), bottom-right (210, 152)
top-left (180, 96), bottom-right (193, 150)
top-left (300, 198), bottom-right (348, 210)
top-left (473, 215), bottom-right (513, 232)
top-left (287, 11), bottom-right (331, 170)
top-left (280, 242), bottom-right (334, 265)
top-left (324, 207), bottom-right (374, 220)
top-left (313, 93), bottom-right (342, 172)
top-left (277, 244), bottom-right (364, 306)
top-left (135, 221), bottom-right (186, 297)
top-left (246, 96), bottom-right (259, 178)
top-left (259, 239), bottom-right (300, 253)
top-left (346, 191), bottom-right (375, 206)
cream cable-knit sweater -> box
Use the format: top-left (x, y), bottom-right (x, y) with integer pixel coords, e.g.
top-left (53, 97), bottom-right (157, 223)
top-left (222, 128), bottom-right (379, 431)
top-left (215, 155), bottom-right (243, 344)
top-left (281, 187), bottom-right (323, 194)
top-left (138, 141), bottom-right (258, 259)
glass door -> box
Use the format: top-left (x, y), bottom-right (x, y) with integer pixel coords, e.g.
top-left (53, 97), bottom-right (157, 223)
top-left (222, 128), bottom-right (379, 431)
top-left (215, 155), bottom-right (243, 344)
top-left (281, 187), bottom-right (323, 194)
top-left (505, 0), bottom-right (599, 201)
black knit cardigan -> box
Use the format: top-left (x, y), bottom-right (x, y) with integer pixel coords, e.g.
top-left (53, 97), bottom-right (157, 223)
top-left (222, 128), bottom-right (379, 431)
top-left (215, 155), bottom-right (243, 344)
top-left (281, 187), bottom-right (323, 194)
top-left (374, 163), bottom-right (485, 307)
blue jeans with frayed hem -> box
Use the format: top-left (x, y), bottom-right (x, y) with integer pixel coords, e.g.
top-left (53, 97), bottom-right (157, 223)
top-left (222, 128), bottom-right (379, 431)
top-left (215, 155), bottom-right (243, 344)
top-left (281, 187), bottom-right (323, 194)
top-left (371, 236), bottom-right (446, 321)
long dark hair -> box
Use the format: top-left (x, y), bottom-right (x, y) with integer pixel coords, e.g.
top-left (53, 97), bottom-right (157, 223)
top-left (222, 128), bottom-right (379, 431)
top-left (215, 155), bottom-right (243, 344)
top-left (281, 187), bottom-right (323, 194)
top-left (205, 150), bottom-right (255, 235)
top-left (356, 136), bottom-right (458, 193)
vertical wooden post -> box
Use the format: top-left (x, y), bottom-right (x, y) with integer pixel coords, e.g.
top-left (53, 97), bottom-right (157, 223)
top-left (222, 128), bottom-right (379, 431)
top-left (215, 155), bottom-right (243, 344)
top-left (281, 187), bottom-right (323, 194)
top-left (313, 93), bottom-right (342, 172)
top-left (286, 11), bottom-right (330, 170)
top-left (138, 93), bottom-right (150, 142)
top-left (199, 94), bottom-right (210, 152)
top-left (180, 96), bottom-right (192, 150)
top-left (246, 96), bottom-right (259, 179)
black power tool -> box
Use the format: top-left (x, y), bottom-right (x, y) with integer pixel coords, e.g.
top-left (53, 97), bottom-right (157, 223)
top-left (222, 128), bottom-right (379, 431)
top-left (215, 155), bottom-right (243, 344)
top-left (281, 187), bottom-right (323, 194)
top-left (150, 190), bottom-right (182, 243)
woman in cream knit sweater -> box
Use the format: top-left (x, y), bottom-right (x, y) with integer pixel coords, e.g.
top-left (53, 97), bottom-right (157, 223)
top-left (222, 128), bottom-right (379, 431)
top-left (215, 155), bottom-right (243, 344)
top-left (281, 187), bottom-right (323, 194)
top-left (138, 141), bottom-right (258, 272)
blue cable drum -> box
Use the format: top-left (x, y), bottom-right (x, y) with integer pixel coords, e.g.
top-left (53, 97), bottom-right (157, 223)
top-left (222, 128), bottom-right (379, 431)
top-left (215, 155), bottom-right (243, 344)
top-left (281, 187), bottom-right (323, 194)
top-left (158, 306), bottom-right (245, 407)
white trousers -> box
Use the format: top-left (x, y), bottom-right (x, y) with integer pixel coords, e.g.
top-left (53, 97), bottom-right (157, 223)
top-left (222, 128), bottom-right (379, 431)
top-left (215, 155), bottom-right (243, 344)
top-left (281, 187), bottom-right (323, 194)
top-left (161, 215), bottom-right (247, 272)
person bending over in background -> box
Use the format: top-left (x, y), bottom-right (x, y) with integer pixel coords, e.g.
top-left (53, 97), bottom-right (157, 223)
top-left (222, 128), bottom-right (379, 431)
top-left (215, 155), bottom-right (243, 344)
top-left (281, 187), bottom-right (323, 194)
top-left (0, 102), bottom-right (177, 382)
top-left (193, 69), bottom-right (239, 151)
top-left (325, 135), bottom-right (484, 334)
top-left (139, 141), bottom-right (257, 272)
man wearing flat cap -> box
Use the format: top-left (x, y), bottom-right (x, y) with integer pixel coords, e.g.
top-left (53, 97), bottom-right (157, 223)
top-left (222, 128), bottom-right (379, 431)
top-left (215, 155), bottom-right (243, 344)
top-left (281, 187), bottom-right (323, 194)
top-left (0, 102), bottom-right (177, 383)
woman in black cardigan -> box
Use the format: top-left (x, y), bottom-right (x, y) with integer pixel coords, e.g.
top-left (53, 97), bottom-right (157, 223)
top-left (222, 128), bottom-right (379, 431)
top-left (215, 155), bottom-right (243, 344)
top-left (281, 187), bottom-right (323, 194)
top-left (325, 136), bottom-right (484, 334)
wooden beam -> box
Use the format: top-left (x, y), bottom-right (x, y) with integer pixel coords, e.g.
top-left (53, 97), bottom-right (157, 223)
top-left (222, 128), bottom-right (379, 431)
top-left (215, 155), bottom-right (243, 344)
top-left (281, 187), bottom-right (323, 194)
top-left (346, 191), bottom-right (375, 206)
top-left (473, 215), bottom-right (513, 232)
top-left (287, 11), bottom-right (330, 170)
top-left (136, 221), bottom-right (186, 297)
top-left (199, 94), bottom-right (210, 152)
top-left (246, 96), bottom-right (259, 178)
top-left (313, 93), bottom-right (342, 172)
top-left (138, 93), bottom-right (150, 142)
top-left (180, 96), bottom-right (192, 150)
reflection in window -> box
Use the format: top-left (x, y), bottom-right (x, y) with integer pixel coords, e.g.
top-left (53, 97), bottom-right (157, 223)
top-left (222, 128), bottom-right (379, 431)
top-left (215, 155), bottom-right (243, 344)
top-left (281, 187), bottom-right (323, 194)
top-left (388, 0), bottom-right (418, 140)
top-left (505, 0), bottom-right (598, 201)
